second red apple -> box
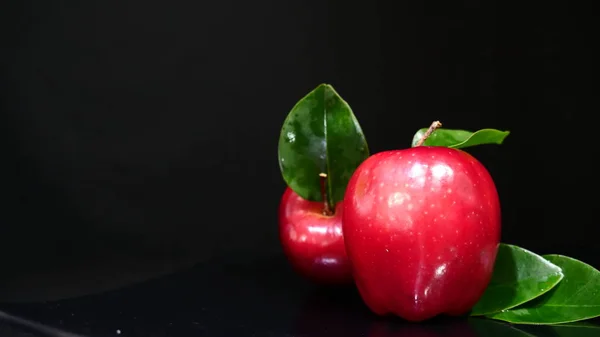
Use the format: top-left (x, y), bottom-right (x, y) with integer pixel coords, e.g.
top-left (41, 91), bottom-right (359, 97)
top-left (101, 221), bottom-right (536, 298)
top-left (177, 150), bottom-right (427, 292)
top-left (279, 187), bottom-right (352, 284)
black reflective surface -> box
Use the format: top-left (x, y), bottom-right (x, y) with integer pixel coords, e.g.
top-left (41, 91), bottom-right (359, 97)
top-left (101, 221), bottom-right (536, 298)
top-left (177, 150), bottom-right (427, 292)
top-left (1, 252), bottom-right (598, 337)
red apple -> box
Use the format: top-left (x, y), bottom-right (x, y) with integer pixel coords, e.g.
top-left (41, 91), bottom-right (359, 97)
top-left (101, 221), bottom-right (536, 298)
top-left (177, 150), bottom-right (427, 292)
top-left (342, 146), bottom-right (501, 321)
top-left (279, 187), bottom-right (353, 284)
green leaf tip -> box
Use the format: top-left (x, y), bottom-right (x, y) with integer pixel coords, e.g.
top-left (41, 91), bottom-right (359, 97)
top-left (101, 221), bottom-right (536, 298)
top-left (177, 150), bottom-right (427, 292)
top-left (278, 84), bottom-right (369, 209)
top-left (411, 123), bottom-right (510, 149)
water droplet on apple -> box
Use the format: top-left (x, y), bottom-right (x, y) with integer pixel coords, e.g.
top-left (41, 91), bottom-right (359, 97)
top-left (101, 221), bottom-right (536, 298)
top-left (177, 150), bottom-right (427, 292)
top-left (435, 264), bottom-right (447, 277)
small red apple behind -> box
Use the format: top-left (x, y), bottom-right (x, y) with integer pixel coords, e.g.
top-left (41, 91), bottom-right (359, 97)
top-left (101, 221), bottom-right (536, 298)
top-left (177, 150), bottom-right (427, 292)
top-left (279, 184), bottom-right (352, 284)
top-left (343, 127), bottom-right (502, 321)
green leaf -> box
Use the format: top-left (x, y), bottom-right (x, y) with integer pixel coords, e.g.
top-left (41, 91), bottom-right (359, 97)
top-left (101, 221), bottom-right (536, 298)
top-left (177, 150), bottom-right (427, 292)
top-left (411, 128), bottom-right (510, 149)
top-left (278, 84), bottom-right (369, 207)
top-left (468, 318), bottom-right (538, 337)
top-left (470, 244), bottom-right (564, 316)
top-left (487, 255), bottom-right (600, 325)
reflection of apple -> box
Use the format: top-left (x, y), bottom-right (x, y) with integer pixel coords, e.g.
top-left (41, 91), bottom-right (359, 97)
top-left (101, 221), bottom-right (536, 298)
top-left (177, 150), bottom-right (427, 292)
top-left (289, 286), bottom-right (369, 337)
top-left (343, 146), bottom-right (501, 321)
top-left (368, 319), bottom-right (478, 337)
top-left (278, 187), bottom-right (352, 284)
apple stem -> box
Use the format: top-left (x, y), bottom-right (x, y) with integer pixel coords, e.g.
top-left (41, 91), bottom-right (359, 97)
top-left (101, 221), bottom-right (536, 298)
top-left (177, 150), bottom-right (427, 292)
top-left (319, 173), bottom-right (334, 216)
top-left (415, 120), bottom-right (443, 146)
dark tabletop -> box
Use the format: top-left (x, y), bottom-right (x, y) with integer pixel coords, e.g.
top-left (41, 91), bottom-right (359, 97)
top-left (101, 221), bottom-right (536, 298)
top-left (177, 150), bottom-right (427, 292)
top-left (1, 251), bottom-right (598, 337)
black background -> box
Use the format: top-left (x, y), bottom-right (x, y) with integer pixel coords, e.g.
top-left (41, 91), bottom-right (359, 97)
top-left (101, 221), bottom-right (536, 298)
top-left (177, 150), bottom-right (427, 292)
top-left (0, 0), bottom-right (597, 335)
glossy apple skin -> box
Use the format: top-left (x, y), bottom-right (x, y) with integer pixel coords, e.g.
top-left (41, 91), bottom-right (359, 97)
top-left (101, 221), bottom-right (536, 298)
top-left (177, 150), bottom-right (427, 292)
top-left (343, 146), bottom-right (501, 321)
top-left (279, 187), bottom-right (353, 284)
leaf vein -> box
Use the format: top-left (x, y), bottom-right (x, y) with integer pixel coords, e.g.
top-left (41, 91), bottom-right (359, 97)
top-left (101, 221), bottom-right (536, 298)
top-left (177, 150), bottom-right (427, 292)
top-left (556, 276), bottom-right (594, 305)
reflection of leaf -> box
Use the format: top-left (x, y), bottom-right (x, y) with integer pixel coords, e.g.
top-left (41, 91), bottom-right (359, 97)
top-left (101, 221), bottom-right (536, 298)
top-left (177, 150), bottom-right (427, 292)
top-left (278, 84), bottom-right (369, 207)
top-left (487, 255), bottom-right (600, 324)
top-left (471, 244), bottom-right (564, 316)
top-left (468, 318), bottom-right (537, 337)
top-left (552, 322), bottom-right (600, 328)
top-left (518, 322), bottom-right (600, 337)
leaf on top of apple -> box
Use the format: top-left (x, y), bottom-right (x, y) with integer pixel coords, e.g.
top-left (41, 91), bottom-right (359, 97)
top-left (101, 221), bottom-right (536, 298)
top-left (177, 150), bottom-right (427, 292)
top-left (470, 243), bottom-right (564, 316)
top-left (278, 84), bottom-right (369, 208)
top-left (486, 255), bottom-right (600, 325)
top-left (411, 127), bottom-right (510, 149)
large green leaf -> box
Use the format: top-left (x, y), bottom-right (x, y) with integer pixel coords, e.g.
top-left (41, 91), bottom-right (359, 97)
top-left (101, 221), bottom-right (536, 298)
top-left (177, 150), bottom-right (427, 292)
top-left (411, 128), bottom-right (510, 149)
top-left (470, 244), bottom-right (564, 316)
top-left (487, 255), bottom-right (600, 325)
top-left (278, 84), bottom-right (369, 208)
